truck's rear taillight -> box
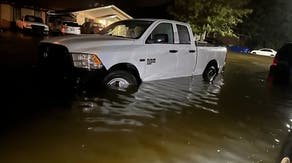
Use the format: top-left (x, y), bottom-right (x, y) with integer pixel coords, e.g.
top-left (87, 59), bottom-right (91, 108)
top-left (61, 25), bottom-right (66, 33)
top-left (272, 55), bottom-right (278, 66)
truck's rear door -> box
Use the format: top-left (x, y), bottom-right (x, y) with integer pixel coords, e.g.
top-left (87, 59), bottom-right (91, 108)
top-left (174, 23), bottom-right (197, 77)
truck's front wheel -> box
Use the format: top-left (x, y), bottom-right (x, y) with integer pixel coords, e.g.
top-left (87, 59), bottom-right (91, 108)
top-left (103, 70), bottom-right (138, 92)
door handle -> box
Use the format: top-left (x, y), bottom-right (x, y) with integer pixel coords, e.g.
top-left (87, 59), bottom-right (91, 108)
top-left (189, 50), bottom-right (196, 53)
top-left (169, 50), bottom-right (178, 53)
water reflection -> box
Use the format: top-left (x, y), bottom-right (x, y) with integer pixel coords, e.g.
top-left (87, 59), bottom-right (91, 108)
top-left (75, 75), bottom-right (224, 133)
top-left (67, 71), bottom-right (286, 162)
top-left (278, 116), bottom-right (292, 162)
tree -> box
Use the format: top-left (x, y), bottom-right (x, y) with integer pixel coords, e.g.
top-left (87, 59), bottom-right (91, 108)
top-left (239, 0), bottom-right (292, 49)
top-left (168, 0), bottom-right (252, 38)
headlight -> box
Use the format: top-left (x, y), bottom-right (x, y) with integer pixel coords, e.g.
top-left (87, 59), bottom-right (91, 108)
top-left (71, 53), bottom-right (104, 70)
top-left (24, 23), bottom-right (31, 28)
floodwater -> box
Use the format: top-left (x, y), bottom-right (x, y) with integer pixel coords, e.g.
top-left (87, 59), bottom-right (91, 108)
top-left (1, 32), bottom-right (292, 163)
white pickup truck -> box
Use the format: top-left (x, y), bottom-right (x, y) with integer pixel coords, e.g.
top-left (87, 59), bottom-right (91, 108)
top-left (16, 15), bottom-right (49, 35)
top-left (38, 19), bottom-right (227, 91)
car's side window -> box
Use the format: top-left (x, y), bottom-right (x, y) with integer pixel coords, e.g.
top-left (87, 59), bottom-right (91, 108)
top-left (146, 23), bottom-right (174, 44)
top-left (262, 49), bottom-right (271, 52)
top-left (176, 24), bottom-right (191, 44)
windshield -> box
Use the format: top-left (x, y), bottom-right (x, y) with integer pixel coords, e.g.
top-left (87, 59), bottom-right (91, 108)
top-left (63, 22), bottom-right (79, 27)
top-left (24, 15), bottom-right (43, 23)
top-left (98, 20), bottom-right (153, 39)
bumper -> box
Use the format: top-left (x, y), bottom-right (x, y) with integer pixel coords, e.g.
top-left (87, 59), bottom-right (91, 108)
top-left (38, 66), bottom-right (107, 88)
top-left (43, 30), bottom-right (49, 35)
top-left (23, 27), bottom-right (49, 35)
top-left (73, 67), bottom-right (107, 85)
top-left (62, 29), bottom-right (81, 35)
top-left (38, 43), bottom-right (107, 88)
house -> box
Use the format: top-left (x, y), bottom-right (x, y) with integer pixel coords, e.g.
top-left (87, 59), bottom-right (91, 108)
top-left (0, 2), bottom-right (48, 29)
top-left (1, 2), bottom-right (131, 30)
top-left (45, 5), bottom-right (132, 34)
top-left (0, 3), bottom-right (13, 29)
top-left (73, 5), bottom-right (132, 26)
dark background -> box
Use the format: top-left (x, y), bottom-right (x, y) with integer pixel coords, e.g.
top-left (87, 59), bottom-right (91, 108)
top-left (2, 0), bottom-right (173, 18)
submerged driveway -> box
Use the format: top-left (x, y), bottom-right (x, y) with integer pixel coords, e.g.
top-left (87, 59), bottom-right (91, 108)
top-left (0, 31), bottom-right (290, 163)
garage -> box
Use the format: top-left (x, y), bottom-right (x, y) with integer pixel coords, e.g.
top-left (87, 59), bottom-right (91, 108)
top-left (73, 5), bottom-right (132, 27)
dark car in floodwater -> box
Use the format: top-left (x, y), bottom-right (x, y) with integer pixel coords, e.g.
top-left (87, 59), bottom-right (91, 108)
top-left (269, 43), bottom-right (292, 83)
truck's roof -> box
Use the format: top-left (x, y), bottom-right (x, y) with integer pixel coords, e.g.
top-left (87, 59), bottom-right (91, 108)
top-left (132, 18), bottom-right (167, 21)
top-left (131, 19), bottom-right (189, 25)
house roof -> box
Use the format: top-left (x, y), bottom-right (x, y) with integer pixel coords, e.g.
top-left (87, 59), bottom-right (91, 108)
top-left (73, 5), bottom-right (132, 20)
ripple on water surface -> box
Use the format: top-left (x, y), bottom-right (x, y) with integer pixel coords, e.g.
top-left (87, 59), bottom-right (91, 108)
top-left (74, 75), bottom-right (224, 132)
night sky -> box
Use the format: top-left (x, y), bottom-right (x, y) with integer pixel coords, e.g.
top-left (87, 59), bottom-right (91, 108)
top-left (2, 0), bottom-right (173, 18)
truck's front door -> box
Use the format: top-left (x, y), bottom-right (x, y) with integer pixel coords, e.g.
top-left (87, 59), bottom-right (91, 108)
top-left (143, 23), bottom-right (179, 81)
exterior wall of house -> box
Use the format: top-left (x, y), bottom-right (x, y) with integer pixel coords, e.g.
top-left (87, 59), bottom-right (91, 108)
top-left (96, 17), bottom-right (119, 26)
top-left (0, 4), bottom-right (13, 21)
top-left (75, 12), bottom-right (95, 25)
top-left (21, 8), bottom-right (34, 18)
top-left (40, 11), bottom-right (46, 22)
top-left (76, 12), bottom-right (116, 26)
top-left (0, 4), bottom-right (13, 29)
top-left (20, 8), bottom-right (46, 22)
top-left (0, 3), bottom-right (48, 29)
top-left (33, 10), bottom-right (46, 22)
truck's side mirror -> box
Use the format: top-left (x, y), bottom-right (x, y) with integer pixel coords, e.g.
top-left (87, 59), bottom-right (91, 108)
top-left (146, 34), bottom-right (169, 44)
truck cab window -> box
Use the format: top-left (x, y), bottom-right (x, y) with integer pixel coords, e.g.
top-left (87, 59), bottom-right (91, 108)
top-left (109, 25), bottom-right (128, 37)
top-left (98, 20), bottom-right (153, 39)
top-left (147, 23), bottom-right (174, 44)
top-left (176, 24), bottom-right (191, 44)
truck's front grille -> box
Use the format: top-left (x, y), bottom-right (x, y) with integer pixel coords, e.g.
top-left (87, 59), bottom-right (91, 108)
top-left (38, 43), bottom-right (74, 79)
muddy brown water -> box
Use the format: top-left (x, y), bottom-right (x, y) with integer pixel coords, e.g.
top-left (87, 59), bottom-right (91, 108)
top-left (1, 32), bottom-right (292, 163)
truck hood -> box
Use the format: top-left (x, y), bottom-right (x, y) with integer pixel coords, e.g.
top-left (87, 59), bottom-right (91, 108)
top-left (41, 35), bottom-right (136, 52)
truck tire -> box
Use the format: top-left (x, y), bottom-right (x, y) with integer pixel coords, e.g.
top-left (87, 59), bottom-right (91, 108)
top-left (103, 70), bottom-right (138, 92)
top-left (203, 64), bottom-right (218, 82)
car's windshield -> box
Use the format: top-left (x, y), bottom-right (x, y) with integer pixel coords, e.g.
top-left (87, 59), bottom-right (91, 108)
top-left (24, 15), bottom-right (43, 23)
top-left (63, 22), bottom-right (79, 27)
top-left (98, 20), bottom-right (153, 39)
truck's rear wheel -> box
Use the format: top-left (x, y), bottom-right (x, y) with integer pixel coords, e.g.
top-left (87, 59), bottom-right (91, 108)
top-left (203, 64), bottom-right (218, 82)
top-left (103, 70), bottom-right (138, 92)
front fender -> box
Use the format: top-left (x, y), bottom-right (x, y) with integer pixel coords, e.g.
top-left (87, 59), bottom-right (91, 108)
top-left (90, 45), bottom-right (148, 81)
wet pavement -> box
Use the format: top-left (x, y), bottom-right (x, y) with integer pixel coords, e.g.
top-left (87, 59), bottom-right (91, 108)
top-left (0, 31), bottom-right (291, 163)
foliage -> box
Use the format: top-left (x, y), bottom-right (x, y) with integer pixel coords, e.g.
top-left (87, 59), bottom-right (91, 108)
top-left (239, 0), bottom-right (292, 49)
top-left (168, 0), bottom-right (252, 37)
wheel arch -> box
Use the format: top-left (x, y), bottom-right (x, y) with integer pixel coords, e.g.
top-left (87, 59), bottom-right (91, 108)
top-left (202, 59), bottom-right (219, 82)
top-left (107, 63), bottom-right (142, 84)
top-left (204, 59), bottom-right (219, 72)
